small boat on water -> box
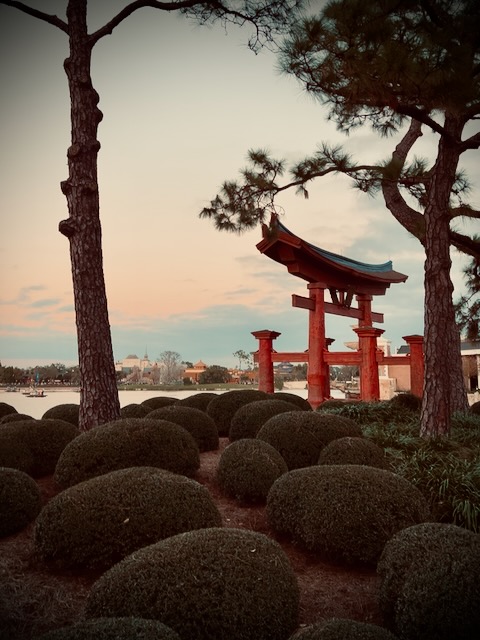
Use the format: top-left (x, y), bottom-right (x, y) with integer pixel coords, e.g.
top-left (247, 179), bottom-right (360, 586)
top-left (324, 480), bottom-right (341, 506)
top-left (26, 388), bottom-right (47, 398)
top-left (6, 386), bottom-right (18, 392)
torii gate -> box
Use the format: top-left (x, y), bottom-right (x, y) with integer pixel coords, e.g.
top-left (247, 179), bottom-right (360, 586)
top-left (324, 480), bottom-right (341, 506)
top-left (252, 214), bottom-right (424, 408)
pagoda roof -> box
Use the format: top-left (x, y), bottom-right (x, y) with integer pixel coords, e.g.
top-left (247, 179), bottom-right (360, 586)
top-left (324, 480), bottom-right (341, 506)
top-left (256, 215), bottom-right (408, 296)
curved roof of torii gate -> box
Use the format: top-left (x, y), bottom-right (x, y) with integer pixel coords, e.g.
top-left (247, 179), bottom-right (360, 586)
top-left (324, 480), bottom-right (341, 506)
top-left (256, 214), bottom-right (408, 296)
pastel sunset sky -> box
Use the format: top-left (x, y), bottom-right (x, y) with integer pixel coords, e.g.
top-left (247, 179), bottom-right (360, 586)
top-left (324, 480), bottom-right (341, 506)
top-left (1, 1), bottom-right (478, 370)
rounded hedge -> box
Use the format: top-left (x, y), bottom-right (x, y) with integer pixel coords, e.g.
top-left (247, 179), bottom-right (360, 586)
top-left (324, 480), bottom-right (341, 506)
top-left (268, 392), bottom-right (312, 411)
top-left (0, 419), bottom-right (79, 477)
top-left (289, 619), bottom-right (398, 640)
top-left (470, 400), bottom-right (480, 415)
top-left (85, 527), bottom-right (299, 640)
top-left (42, 404), bottom-right (80, 427)
top-left (318, 437), bottom-right (389, 469)
top-left (177, 392), bottom-right (218, 411)
top-left (256, 413), bottom-right (323, 470)
top-left (146, 405), bottom-right (219, 451)
top-left (140, 396), bottom-right (178, 410)
top-left (257, 411), bottom-right (362, 470)
top-left (0, 402), bottom-right (18, 420)
top-left (0, 423), bottom-right (33, 474)
top-left (393, 548), bottom-right (480, 640)
top-left (217, 438), bottom-right (288, 503)
top-left (0, 467), bottom-right (42, 537)
top-left (229, 399), bottom-right (301, 441)
top-left (34, 617), bottom-right (181, 640)
top-left (307, 412), bottom-right (363, 441)
top-left (34, 466), bottom-right (221, 570)
top-left (206, 390), bottom-right (269, 436)
top-left (267, 465), bottom-right (430, 566)
top-left (0, 412), bottom-right (34, 424)
top-left (377, 522), bottom-right (480, 638)
top-left (120, 403), bottom-right (150, 419)
top-left (389, 393), bottom-right (421, 412)
top-left (54, 418), bottom-right (200, 488)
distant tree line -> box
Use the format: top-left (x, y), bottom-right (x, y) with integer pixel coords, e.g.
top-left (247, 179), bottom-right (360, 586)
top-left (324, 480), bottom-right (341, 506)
top-left (0, 363), bottom-right (81, 386)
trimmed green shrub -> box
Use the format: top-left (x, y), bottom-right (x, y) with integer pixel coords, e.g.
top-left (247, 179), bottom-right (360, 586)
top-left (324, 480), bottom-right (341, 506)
top-left (120, 403), bottom-right (150, 418)
top-left (217, 439), bottom-right (288, 503)
top-left (140, 396), bottom-right (178, 410)
top-left (289, 618), bottom-right (398, 639)
top-left (298, 411), bottom-right (363, 442)
top-left (257, 411), bottom-right (362, 470)
top-left (0, 402), bottom-right (18, 420)
top-left (26, 419), bottom-right (79, 477)
top-left (177, 392), bottom-right (218, 411)
top-left (389, 393), bottom-right (421, 412)
top-left (206, 389), bottom-right (269, 436)
top-left (318, 437), bottom-right (389, 469)
top-left (257, 413), bottom-right (325, 470)
top-left (470, 400), bottom-right (480, 415)
top-left (377, 522), bottom-right (480, 636)
top-left (0, 467), bottom-right (42, 537)
top-left (146, 405), bottom-right (219, 451)
top-left (0, 413), bottom-right (33, 424)
top-left (229, 399), bottom-right (301, 441)
top-left (0, 419), bottom-right (79, 477)
top-left (85, 527), bottom-right (299, 640)
top-left (54, 418), bottom-right (200, 488)
top-left (34, 617), bottom-right (181, 639)
top-left (393, 548), bottom-right (480, 640)
top-left (42, 404), bottom-right (79, 427)
top-left (268, 392), bottom-right (312, 411)
top-left (0, 423), bottom-right (33, 474)
top-left (267, 465), bottom-right (430, 566)
top-left (34, 467), bottom-right (221, 570)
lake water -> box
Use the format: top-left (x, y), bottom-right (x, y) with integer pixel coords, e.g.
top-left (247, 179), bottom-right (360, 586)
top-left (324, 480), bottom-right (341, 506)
top-left (1, 386), bottom-right (343, 420)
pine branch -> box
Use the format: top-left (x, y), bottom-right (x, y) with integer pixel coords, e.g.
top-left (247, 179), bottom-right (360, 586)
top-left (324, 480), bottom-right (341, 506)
top-left (0, 0), bottom-right (68, 32)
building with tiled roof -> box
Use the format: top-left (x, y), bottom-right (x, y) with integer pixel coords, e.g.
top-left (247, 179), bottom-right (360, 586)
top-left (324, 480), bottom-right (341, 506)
top-left (183, 360), bottom-right (208, 383)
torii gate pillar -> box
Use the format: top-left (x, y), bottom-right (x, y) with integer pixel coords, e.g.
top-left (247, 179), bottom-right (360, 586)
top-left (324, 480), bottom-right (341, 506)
top-left (251, 330), bottom-right (281, 393)
top-left (354, 326), bottom-right (384, 401)
top-left (307, 283), bottom-right (328, 409)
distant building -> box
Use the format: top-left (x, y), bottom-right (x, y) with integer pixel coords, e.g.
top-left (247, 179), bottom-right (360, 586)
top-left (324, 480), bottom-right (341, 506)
top-left (274, 362), bottom-right (294, 377)
top-left (460, 340), bottom-right (479, 392)
top-left (115, 351), bottom-right (162, 384)
top-left (392, 339), bottom-right (480, 394)
top-left (183, 360), bottom-right (207, 383)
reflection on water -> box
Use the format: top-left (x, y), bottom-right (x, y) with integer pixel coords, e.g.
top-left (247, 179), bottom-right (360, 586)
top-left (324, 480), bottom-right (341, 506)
top-left (1, 386), bottom-right (342, 420)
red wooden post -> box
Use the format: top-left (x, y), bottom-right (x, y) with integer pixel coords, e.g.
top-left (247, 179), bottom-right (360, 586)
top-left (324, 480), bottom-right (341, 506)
top-left (403, 334), bottom-right (424, 398)
top-left (324, 337), bottom-right (335, 400)
top-left (357, 294), bottom-right (373, 327)
top-left (307, 283), bottom-right (327, 409)
top-left (354, 326), bottom-right (384, 401)
top-left (251, 330), bottom-right (281, 393)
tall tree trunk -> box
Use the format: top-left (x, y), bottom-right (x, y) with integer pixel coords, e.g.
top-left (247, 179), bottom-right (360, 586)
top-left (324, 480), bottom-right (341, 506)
top-left (59, 0), bottom-right (120, 430)
top-left (420, 116), bottom-right (469, 437)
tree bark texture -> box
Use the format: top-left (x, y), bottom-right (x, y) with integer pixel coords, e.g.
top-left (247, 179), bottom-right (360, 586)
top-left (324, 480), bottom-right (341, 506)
top-left (60, 0), bottom-right (120, 430)
top-left (420, 115), bottom-right (469, 437)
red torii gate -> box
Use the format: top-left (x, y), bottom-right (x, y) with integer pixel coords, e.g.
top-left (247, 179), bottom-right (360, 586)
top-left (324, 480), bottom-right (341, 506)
top-left (252, 215), bottom-right (424, 408)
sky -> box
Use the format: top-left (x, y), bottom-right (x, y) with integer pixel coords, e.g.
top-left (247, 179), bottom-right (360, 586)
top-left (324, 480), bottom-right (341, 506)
top-left (0, 1), bottom-right (478, 370)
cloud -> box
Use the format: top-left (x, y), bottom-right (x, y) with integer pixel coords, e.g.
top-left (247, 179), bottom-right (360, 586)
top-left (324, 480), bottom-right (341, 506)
top-left (30, 298), bottom-right (62, 308)
top-left (0, 285), bottom-right (47, 306)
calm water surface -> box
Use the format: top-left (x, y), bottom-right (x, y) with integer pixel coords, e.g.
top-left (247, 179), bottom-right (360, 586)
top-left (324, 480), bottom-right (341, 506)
top-left (1, 386), bottom-right (333, 420)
